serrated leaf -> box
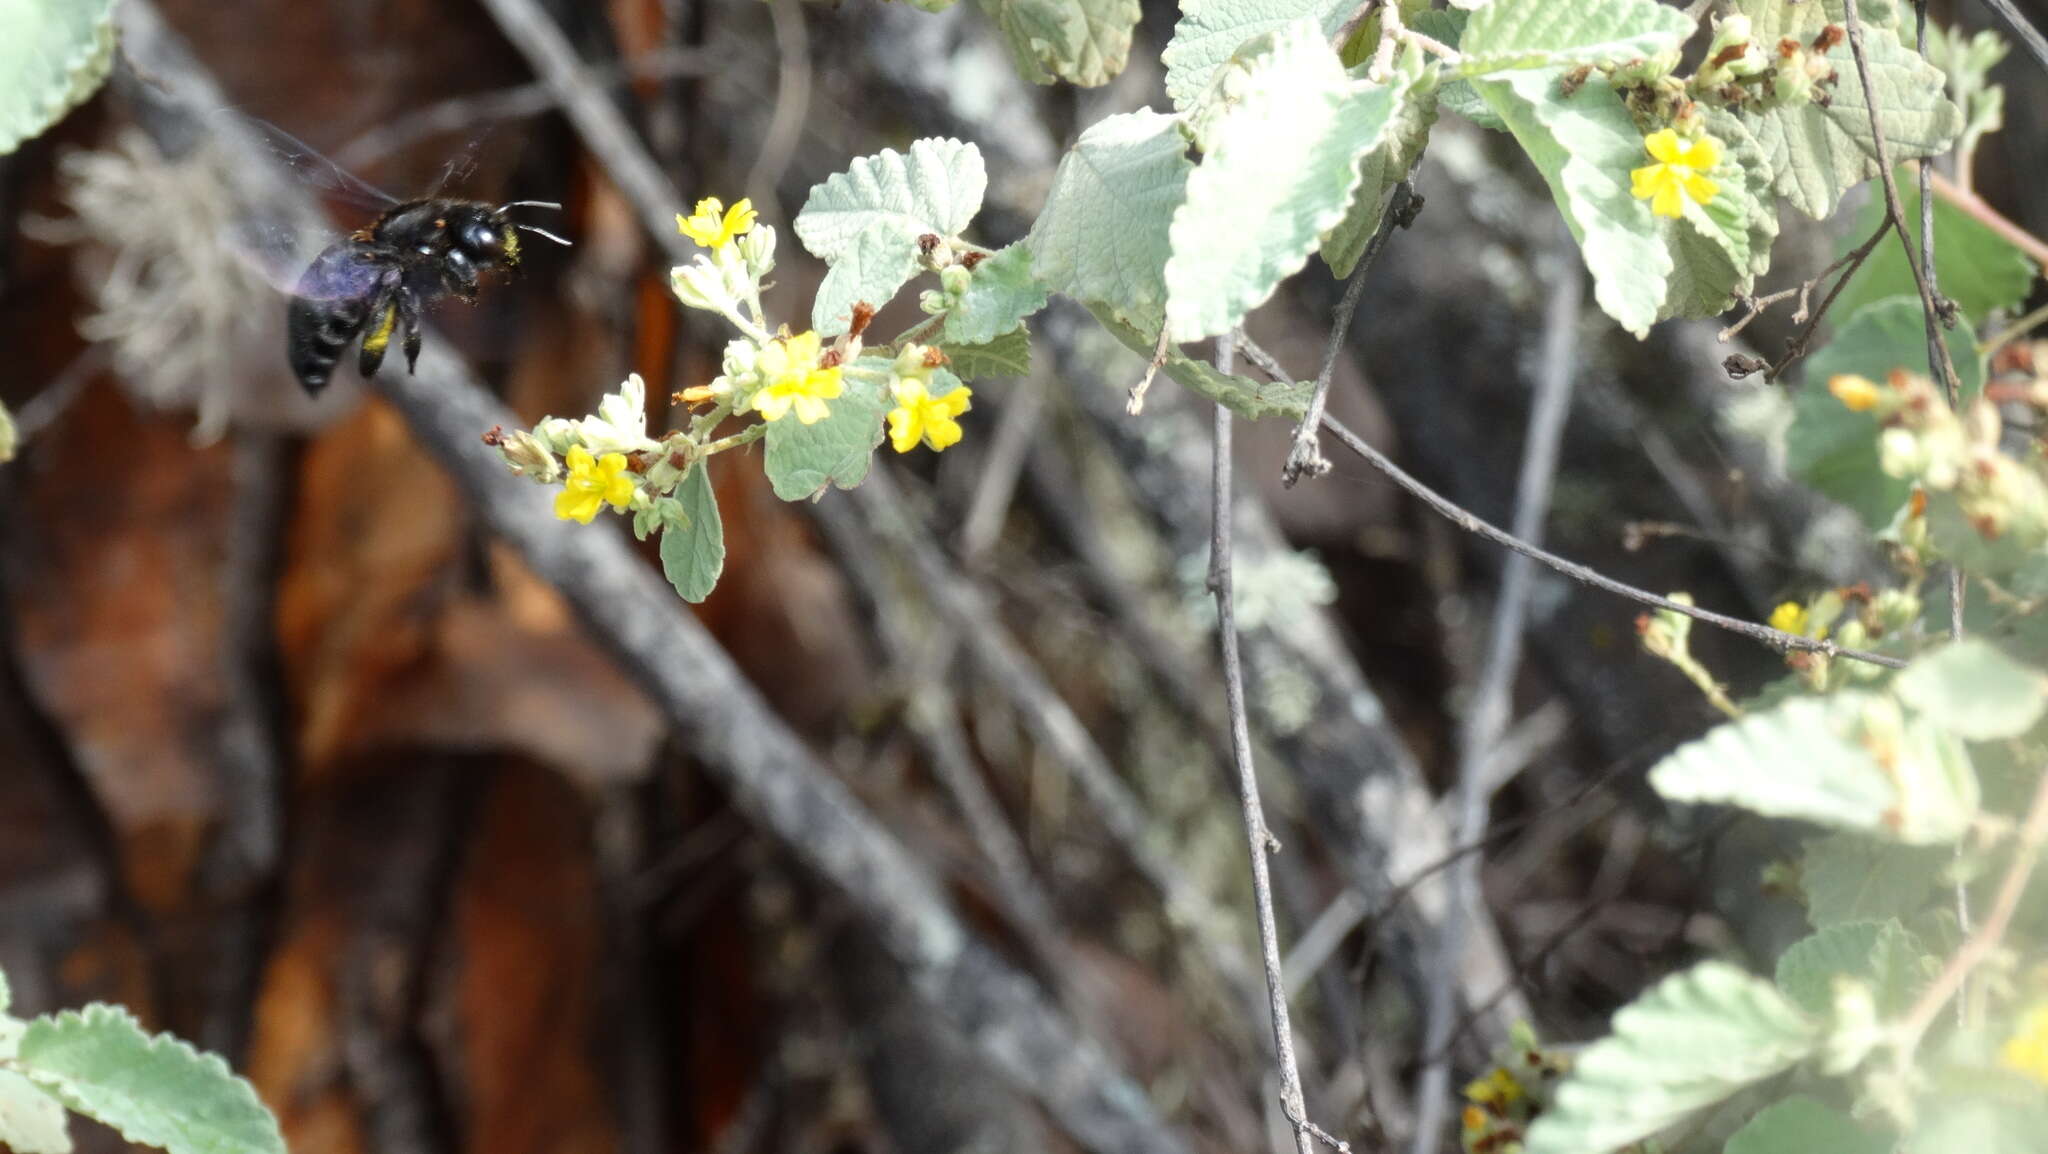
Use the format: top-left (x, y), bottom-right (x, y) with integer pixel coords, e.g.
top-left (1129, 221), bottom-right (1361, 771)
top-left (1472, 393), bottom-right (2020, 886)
top-left (1086, 304), bottom-right (1315, 421)
top-left (795, 139), bottom-right (985, 334)
top-left (0, 0), bottom-right (116, 156)
top-left (1895, 639), bottom-right (2048, 741)
top-left (0, 399), bottom-right (16, 463)
top-left (1523, 962), bottom-right (1818, 1154)
top-left (1459, 0), bottom-right (1693, 74)
top-left (1408, 10), bottom-right (1506, 131)
top-left (940, 329), bottom-right (1032, 380)
top-left (1830, 177), bottom-right (2039, 324)
top-left (1658, 115), bottom-right (1777, 321)
top-left (943, 245), bottom-right (1048, 345)
top-left (812, 226), bottom-right (925, 336)
top-left (0, 1069), bottom-right (70, 1154)
top-left (762, 358), bottom-right (890, 501)
top-left (1738, 0), bottom-right (1899, 42)
top-left (1166, 25), bottom-right (1404, 338)
top-left (1800, 832), bottom-right (1949, 926)
top-left (1027, 110), bottom-right (1192, 333)
top-left (1789, 296), bottom-right (1983, 527)
top-left (1739, 21), bottom-right (1961, 219)
top-left (1774, 919), bottom-right (1925, 1016)
top-left (1724, 1096), bottom-right (1890, 1154)
top-left (660, 462), bottom-right (724, 603)
top-left (978, 0), bottom-right (1141, 86)
top-left (17, 1005), bottom-right (284, 1154)
top-left (1475, 69), bottom-right (1671, 337)
top-left (1161, 0), bottom-right (1350, 110)
top-left (1320, 77), bottom-right (1437, 276)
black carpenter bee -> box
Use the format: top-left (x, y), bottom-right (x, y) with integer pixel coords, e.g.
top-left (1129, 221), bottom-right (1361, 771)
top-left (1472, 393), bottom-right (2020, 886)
top-left (287, 197), bottom-right (570, 392)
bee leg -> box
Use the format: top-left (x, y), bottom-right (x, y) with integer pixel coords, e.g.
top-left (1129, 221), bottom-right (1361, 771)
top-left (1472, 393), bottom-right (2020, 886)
top-left (399, 288), bottom-right (424, 373)
top-left (356, 284), bottom-right (401, 379)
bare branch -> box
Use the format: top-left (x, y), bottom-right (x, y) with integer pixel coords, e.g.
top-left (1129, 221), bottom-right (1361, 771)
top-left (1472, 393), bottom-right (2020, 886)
top-left (1976, 0), bottom-right (2048, 78)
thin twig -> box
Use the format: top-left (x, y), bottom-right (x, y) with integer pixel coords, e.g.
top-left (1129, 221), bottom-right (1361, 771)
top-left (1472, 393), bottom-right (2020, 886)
top-left (1983, 300), bottom-right (2048, 360)
top-left (1977, 0), bottom-right (2048, 78)
top-left (1317, 417), bottom-right (1907, 668)
top-left (1898, 766), bottom-right (2048, 1047)
top-left (1757, 222), bottom-right (1892, 380)
top-left (742, 0), bottom-right (811, 212)
top-left (1210, 335), bottom-right (1345, 1154)
top-left (1410, 238), bottom-right (1582, 1154)
top-left (1926, 166), bottom-right (2048, 270)
top-left (1721, 220), bottom-right (1887, 346)
top-left (1129, 325), bottom-right (1172, 415)
top-left (1285, 175), bottom-right (1420, 488)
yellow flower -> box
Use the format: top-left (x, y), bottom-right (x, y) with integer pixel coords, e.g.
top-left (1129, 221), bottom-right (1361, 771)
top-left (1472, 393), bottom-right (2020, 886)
top-left (1631, 130), bottom-right (1721, 219)
top-left (887, 377), bottom-right (973, 453)
top-left (1829, 374), bottom-right (1883, 412)
top-left (554, 445), bottom-right (636, 524)
top-left (753, 331), bottom-right (843, 425)
top-left (1769, 601), bottom-right (1810, 637)
top-left (676, 197), bottom-right (757, 250)
top-left (2003, 1003), bottom-right (2048, 1085)
top-left (1462, 1067), bottom-right (1524, 1108)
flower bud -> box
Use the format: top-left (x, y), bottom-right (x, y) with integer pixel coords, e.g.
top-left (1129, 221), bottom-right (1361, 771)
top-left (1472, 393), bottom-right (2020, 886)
top-left (739, 223), bottom-right (777, 278)
top-left (940, 264), bottom-right (973, 297)
top-left (672, 258), bottom-right (733, 314)
top-left (499, 429), bottom-right (562, 483)
top-left (1879, 427), bottom-right (1925, 480)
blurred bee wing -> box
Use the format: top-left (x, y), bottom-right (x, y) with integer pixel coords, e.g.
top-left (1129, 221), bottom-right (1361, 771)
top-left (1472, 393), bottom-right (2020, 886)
top-left (232, 113), bottom-right (402, 212)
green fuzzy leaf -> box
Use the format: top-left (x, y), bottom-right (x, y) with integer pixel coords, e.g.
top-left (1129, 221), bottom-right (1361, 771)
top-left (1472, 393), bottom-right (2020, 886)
top-left (0, 1069), bottom-right (70, 1154)
top-left (1894, 639), bottom-right (2048, 741)
top-left (1789, 296), bottom-right (1983, 527)
top-left (0, 0), bottom-right (116, 157)
top-left (796, 139), bottom-right (986, 334)
top-left (1320, 76), bottom-right (1437, 276)
top-left (1160, 0), bottom-right (1350, 110)
top-left (659, 462), bottom-right (725, 603)
top-left (0, 399), bottom-right (16, 463)
top-left (943, 245), bottom-right (1048, 345)
top-left (1649, 691), bottom-right (1979, 844)
top-left (1409, 10), bottom-right (1505, 131)
top-left (1830, 177), bottom-right (2039, 325)
top-left (1738, 0), bottom-right (1898, 42)
top-left (1522, 963), bottom-right (1818, 1154)
top-left (1087, 305), bottom-right (1314, 421)
top-left (17, 1005), bottom-right (284, 1154)
top-left (1166, 24), bottom-right (1404, 338)
top-left (762, 358), bottom-right (891, 501)
top-left (1027, 110), bottom-right (1192, 333)
top-left (1459, 0), bottom-right (1694, 75)
top-left (977, 0), bottom-right (1141, 86)
top-left (941, 329), bottom-right (1033, 380)
top-left (1774, 920), bottom-right (1925, 1016)
top-left (1475, 69), bottom-right (1671, 337)
top-left (1739, 21), bottom-right (1961, 219)
top-left (1724, 1097), bottom-right (1891, 1154)
top-left (1800, 833), bottom-right (1949, 926)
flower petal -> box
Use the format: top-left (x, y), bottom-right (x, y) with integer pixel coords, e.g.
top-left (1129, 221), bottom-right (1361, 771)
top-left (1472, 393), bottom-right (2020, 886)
top-left (924, 415), bottom-right (963, 451)
top-left (793, 394), bottom-right (831, 425)
top-left (1651, 181), bottom-right (1683, 219)
top-left (1631, 164), bottom-right (1663, 200)
top-left (755, 389), bottom-right (792, 422)
top-left (555, 487), bottom-right (602, 524)
top-left (887, 407), bottom-right (921, 453)
top-left (1644, 129), bottom-right (1682, 164)
top-left (935, 387), bottom-right (973, 418)
top-left (1681, 171), bottom-right (1719, 205)
top-left (1679, 136), bottom-right (1720, 169)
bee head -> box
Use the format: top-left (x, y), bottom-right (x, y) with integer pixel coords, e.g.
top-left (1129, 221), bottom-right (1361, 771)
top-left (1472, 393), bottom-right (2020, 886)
top-left (446, 204), bottom-right (519, 268)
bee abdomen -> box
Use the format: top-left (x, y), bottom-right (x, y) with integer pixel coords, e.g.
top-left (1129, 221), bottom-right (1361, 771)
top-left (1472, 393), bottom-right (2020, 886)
top-left (286, 241), bottom-right (391, 393)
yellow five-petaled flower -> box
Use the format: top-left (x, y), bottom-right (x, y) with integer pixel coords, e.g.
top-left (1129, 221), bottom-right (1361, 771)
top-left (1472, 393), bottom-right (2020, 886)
top-left (887, 378), bottom-right (973, 453)
top-left (555, 445), bottom-right (636, 524)
top-left (677, 196), bottom-right (758, 250)
top-left (1631, 129), bottom-right (1721, 219)
top-left (753, 331), bottom-right (844, 425)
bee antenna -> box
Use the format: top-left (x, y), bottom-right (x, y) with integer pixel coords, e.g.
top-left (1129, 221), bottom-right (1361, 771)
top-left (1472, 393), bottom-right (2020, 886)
top-left (498, 200), bottom-right (561, 212)
top-left (513, 222), bottom-right (573, 246)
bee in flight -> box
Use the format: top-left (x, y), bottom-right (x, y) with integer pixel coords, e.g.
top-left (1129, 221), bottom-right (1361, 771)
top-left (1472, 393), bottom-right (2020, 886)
top-left (287, 197), bottom-right (571, 393)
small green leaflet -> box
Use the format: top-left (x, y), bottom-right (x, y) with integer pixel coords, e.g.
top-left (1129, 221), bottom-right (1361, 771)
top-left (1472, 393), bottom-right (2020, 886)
top-left (1894, 639), bottom-right (2048, 741)
top-left (1165, 22), bottom-right (1405, 339)
top-left (1159, 0), bottom-right (1350, 110)
top-left (1651, 690), bottom-right (1980, 844)
top-left (795, 139), bottom-right (987, 335)
top-left (1086, 305), bottom-right (1314, 421)
top-left (943, 245), bottom-right (1049, 345)
top-left (1773, 919), bottom-right (1926, 1017)
top-left (976, 0), bottom-right (1142, 87)
top-left (1723, 1097), bottom-right (1891, 1154)
top-left (1789, 296), bottom-right (1983, 527)
top-left (762, 357), bottom-right (892, 501)
top-left (0, 0), bottom-right (116, 156)
top-left (1522, 963), bottom-right (1819, 1154)
top-left (17, 1005), bottom-right (285, 1154)
top-left (1474, 69), bottom-right (1671, 337)
top-left (1459, 0), bottom-right (1693, 75)
top-left (942, 329), bottom-right (1033, 380)
top-left (1027, 110), bottom-right (1192, 334)
top-left (1830, 176), bottom-right (2039, 324)
top-left (660, 462), bottom-right (725, 603)
top-left (1799, 833), bottom-right (1950, 926)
